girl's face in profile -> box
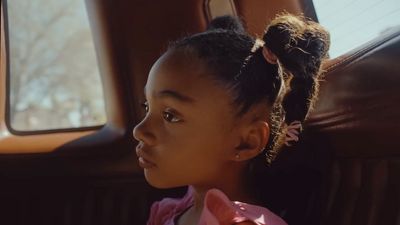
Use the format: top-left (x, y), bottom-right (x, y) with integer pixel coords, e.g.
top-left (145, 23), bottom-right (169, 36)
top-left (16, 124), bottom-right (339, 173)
top-left (133, 50), bottom-right (243, 189)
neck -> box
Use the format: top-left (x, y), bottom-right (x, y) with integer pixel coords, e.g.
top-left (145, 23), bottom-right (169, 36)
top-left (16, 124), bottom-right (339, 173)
top-left (178, 163), bottom-right (256, 225)
top-left (191, 162), bottom-right (256, 212)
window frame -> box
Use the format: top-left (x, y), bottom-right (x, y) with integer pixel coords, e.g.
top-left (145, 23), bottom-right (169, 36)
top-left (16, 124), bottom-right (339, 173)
top-left (0, 0), bottom-right (131, 154)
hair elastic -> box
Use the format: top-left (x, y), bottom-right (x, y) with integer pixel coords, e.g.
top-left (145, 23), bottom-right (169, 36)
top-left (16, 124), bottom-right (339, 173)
top-left (262, 47), bottom-right (278, 64)
top-left (283, 120), bottom-right (302, 146)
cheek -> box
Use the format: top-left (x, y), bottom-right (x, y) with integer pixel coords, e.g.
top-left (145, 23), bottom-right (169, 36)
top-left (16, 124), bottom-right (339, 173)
top-left (181, 122), bottom-right (234, 161)
top-left (156, 110), bottom-right (237, 161)
top-left (145, 121), bottom-right (235, 188)
top-left (158, 123), bottom-right (224, 163)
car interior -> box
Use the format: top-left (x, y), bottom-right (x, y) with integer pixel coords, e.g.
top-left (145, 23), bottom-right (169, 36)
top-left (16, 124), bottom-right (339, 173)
top-left (0, 0), bottom-right (399, 225)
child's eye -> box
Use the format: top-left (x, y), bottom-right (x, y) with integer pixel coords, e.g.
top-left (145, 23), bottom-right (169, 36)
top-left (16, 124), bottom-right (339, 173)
top-left (162, 110), bottom-right (181, 123)
top-left (141, 101), bottom-right (149, 113)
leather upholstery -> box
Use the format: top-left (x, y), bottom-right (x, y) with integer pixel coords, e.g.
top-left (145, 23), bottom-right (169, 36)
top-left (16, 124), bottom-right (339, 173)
top-left (308, 27), bottom-right (400, 225)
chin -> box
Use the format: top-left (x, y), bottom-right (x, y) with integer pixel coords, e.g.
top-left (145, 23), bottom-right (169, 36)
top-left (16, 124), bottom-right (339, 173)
top-left (144, 171), bottom-right (179, 189)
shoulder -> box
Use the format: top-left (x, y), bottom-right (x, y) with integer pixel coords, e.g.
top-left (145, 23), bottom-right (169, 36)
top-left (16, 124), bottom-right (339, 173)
top-left (200, 189), bottom-right (287, 225)
top-left (147, 187), bottom-right (194, 225)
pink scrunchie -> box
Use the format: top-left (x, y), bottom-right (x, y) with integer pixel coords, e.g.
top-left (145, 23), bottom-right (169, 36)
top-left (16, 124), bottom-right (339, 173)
top-left (283, 120), bottom-right (302, 146)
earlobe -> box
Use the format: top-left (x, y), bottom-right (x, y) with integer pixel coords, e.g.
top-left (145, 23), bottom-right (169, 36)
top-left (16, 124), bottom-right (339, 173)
top-left (234, 121), bottom-right (270, 161)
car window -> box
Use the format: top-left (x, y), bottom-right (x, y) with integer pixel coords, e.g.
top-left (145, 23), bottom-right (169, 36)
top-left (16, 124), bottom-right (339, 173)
top-left (5, 0), bottom-right (106, 132)
top-left (313, 0), bottom-right (400, 58)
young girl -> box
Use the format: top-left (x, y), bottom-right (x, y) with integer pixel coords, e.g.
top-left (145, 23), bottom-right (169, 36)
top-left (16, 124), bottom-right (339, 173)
top-left (133, 13), bottom-right (330, 225)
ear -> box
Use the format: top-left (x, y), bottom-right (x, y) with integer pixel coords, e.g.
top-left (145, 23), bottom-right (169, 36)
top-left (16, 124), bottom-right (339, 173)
top-left (233, 121), bottom-right (270, 161)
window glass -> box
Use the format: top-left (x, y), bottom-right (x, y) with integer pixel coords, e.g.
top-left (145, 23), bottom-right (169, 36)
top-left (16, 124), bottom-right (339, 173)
top-left (313, 0), bottom-right (400, 58)
top-left (6, 0), bottom-right (106, 131)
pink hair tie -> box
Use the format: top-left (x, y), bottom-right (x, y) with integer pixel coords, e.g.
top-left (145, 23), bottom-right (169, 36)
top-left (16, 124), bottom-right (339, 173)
top-left (283, 120), bottom-right (302, 146)
top-left (262, 47), bottom-right (278, 64)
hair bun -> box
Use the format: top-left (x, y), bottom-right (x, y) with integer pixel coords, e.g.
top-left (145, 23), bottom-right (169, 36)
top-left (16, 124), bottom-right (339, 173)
top-left (206, 15), bottom-right (246, 34)
top-left (263, 13), bottom-right (330, 76)
top-left (261, 13), bottom-right (330, 135)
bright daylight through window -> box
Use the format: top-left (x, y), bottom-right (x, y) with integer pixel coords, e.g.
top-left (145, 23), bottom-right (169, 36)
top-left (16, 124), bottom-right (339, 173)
top-left (313, 0), bottom-right (400, 58)
top-left (6, 0), bottom-right (106, 131)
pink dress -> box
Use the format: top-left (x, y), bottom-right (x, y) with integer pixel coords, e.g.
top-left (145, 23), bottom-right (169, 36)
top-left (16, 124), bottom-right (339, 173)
top-left (147, 187), bottom-right (287, 225)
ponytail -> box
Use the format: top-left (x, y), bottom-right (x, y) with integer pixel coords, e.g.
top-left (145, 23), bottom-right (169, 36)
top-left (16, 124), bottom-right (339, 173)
top-left (264, 13), bottom-right (330, 124)
top-left (261, 13), bottom-right (330, 162)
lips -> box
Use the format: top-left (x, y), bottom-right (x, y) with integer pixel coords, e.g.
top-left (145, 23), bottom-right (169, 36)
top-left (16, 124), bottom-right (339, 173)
top-left (136, 144), bottom-right (156, 169)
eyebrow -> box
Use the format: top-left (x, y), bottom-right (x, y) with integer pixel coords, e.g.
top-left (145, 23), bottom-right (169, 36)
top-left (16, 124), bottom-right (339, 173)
top-left (144, 87), bottom-right (195, 104)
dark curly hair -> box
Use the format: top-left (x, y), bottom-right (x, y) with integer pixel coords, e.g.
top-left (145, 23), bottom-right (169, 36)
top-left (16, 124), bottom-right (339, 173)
top-left (170, 13), bottom-right (330, 163)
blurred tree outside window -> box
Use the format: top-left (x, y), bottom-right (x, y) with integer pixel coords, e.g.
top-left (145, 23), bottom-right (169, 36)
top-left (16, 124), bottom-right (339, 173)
top-left (6, 0), bottom-right (106, 131)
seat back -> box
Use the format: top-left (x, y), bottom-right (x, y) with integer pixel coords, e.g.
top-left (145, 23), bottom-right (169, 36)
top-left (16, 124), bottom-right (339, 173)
top-left (309, 27), bottom-right (400, 225)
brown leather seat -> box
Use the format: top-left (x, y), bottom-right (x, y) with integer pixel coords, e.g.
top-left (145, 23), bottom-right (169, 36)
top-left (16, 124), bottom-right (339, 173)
top-left (311, 27), bottom-right (400, 225)
top-left (264, 26), bottom-right (400, 225)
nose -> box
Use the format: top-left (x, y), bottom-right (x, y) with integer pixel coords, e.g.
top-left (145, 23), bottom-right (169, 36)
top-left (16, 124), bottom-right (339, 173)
top-left (132, 118), bottom-right (156, 146)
